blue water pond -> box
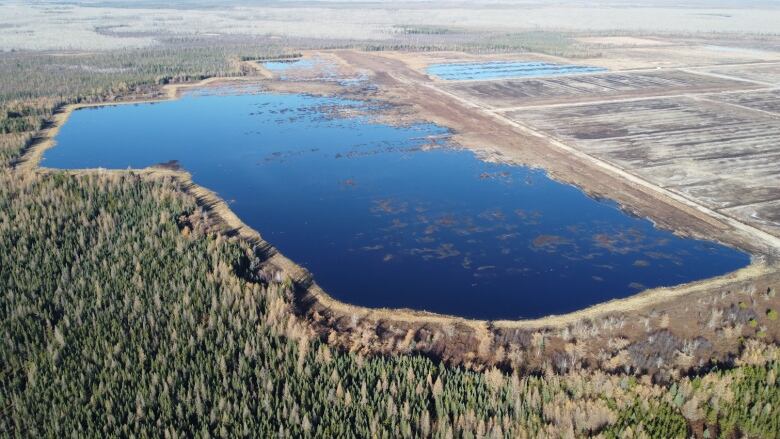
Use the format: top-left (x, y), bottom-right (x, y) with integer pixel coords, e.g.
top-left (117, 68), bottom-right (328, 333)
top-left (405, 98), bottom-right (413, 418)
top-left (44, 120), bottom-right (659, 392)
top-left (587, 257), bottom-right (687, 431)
top-left (263, 58), bottom-right (317, 73)
top-left (44, 91), bottom-right (749, 319)
top-left (427, 61), bottom-right (607, 81)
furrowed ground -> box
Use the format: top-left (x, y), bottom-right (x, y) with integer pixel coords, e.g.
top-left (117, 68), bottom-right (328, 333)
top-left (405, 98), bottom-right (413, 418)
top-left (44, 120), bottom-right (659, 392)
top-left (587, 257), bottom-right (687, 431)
top-left (1, 40), bottom-right (779, 438)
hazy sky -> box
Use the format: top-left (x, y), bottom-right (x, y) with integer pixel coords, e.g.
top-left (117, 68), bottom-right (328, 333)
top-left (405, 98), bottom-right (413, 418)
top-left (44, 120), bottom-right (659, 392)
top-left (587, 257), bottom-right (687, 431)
top-left (3, 0), bottom-right (779, 50)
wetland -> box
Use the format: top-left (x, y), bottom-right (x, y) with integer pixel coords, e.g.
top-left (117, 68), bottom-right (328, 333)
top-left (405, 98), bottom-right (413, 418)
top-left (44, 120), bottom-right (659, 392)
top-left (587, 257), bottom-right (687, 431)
top-left (43, 88), bottom-right (750, 319)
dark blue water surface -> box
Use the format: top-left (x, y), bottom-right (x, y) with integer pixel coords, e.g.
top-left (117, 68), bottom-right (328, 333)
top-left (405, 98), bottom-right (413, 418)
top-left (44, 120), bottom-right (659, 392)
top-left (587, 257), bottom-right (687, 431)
top-left (45, 91), bottom-right (749, 319)
top-left (427, 61), bottom-right (607, 81)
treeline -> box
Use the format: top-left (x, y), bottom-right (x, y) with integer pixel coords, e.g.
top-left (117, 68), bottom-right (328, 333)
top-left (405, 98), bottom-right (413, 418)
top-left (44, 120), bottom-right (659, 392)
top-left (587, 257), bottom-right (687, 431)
top-left (239, 53), bottom-right (302, 62)
top-left (1, 44), bottom-right (250, 103)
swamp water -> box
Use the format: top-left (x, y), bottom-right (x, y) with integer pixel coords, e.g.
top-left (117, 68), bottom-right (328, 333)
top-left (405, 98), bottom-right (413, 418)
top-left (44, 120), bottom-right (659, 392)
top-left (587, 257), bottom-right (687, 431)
top-left (262, 57), bottom-right (367, 85)
top-left (45, 90), bottom-right (749, 319)
top-left (426, 61), bottom-right (607, 81)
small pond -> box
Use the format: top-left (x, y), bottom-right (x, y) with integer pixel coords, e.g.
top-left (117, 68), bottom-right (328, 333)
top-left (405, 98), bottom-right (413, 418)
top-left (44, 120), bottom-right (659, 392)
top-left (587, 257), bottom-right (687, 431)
top-left (44, 90), bottom-right (749, 319)
top-left (263, 57), bottom-right (367, 85)
top-left (427, 61), bottom-right (607, 81)
top-left (263, 58), bottom-right (319, 76)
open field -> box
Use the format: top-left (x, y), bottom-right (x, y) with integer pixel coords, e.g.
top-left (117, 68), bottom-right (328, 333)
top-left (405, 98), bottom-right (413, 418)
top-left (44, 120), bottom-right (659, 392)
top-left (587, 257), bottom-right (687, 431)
top-left (709, 88), bottom-right (780, 114)
top-left (696, 62), bottom-right (780, 85)
top-left (579, 44), bottom-right (780, 70)
top-left (4, 1), bottom-right (780, 51)
top-left (575, 36), bottom-right (674, 47)
top-left (442, 70), bottom-right (758, 108)
top-left (508, 97), bottom-right (780, 238)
